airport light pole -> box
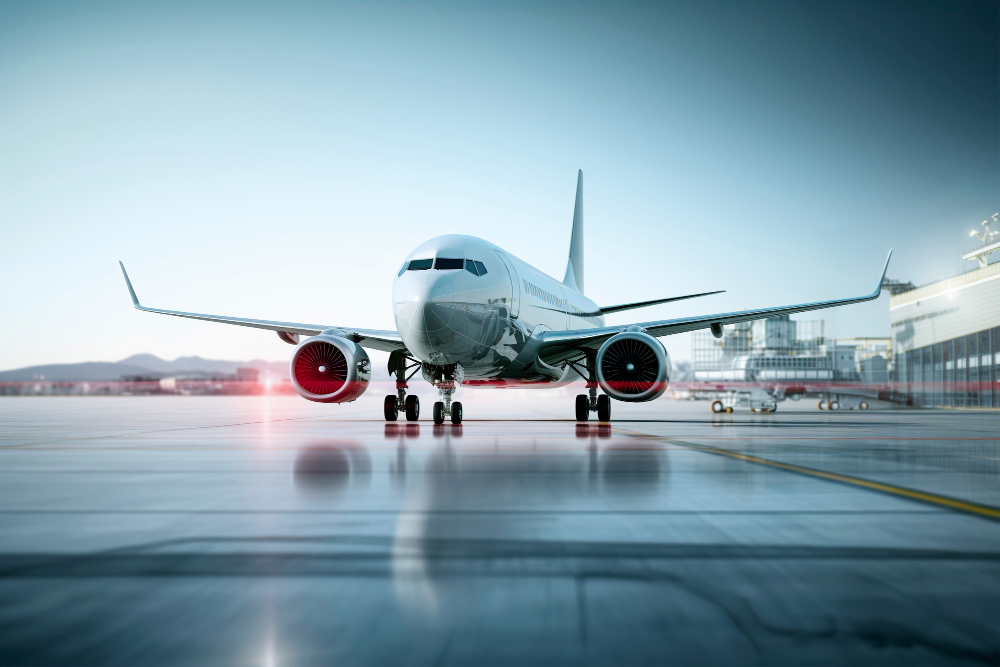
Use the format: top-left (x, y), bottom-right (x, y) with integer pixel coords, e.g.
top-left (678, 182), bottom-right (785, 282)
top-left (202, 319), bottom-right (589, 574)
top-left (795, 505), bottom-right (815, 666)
top-left (963, 213), bottom-right (1000, 268)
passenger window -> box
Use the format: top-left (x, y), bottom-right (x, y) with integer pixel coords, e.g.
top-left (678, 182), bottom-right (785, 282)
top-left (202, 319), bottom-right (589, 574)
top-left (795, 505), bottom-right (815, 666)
top-left (466, 260), bottom-right (479, 276)
top-left (435, 258), bottom-right (464, 270)
top-left (475, 261), bottom-right (487, 276)
top-left (408, 259), bottom-right (433, 270)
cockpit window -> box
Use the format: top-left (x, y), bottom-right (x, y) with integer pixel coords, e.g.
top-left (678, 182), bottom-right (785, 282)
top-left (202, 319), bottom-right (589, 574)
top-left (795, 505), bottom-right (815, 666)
top-left (407, 259), bottom-right (433, 271)
top-left (398, 262), bottom-right (408, 277)
top-left (465, 260), bottom-right (479, 276)
top-left (435, 258), bottom-right (464, 270)
top-left (474, 261), bottom-right (487, 276)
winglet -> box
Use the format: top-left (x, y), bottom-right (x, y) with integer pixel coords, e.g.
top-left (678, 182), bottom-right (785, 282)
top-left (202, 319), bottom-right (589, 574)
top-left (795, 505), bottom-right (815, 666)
top-left (874, 248), bottom-right (893, 297)
top-left (119, 261), bottom-right (141, 308)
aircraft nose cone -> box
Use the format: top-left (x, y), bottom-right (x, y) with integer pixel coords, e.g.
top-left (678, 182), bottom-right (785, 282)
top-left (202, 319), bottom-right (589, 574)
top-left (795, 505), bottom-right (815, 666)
top-left (396, 275), bottom-right (461, 363)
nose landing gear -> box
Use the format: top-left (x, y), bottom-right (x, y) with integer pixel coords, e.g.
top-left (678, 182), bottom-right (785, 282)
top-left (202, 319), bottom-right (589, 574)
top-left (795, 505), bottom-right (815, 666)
top-left (432, 380), bottom-right (462, 424)
top-left (422, 363), bottom-right (463, 425)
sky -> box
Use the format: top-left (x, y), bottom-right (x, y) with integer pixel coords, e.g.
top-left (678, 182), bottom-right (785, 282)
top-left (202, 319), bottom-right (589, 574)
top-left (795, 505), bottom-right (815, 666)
top-left (1, 0), bottom-right (997, 370)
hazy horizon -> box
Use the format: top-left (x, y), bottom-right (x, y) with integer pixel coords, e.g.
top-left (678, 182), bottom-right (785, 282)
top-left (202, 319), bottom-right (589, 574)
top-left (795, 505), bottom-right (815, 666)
top-left (2, 1), bottom-right (997, 368)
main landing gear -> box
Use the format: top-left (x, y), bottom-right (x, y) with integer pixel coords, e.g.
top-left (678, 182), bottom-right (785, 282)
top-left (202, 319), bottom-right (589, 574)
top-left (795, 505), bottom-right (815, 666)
top-left (571, 354), bottom-right (611, 422)
top-left (576, 384), bottom-right (611, 422)
top-left (384, 351), bottom-right (422, 422)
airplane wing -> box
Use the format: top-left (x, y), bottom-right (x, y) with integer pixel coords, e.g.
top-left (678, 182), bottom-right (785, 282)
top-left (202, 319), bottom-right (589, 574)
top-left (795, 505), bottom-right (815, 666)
top-left (118, 262), bottom-right (407, 353)
top-left (598, 290), bottom-right (725, 315)
top-left (537, 250), bottom-right (892, 362)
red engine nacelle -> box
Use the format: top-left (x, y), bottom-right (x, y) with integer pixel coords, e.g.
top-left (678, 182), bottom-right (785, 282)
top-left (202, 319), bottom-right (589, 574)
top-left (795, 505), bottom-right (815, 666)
top-left (595, 330), bottom-right (670, 403)
top-left (289, 335), bottom-right (371, 403)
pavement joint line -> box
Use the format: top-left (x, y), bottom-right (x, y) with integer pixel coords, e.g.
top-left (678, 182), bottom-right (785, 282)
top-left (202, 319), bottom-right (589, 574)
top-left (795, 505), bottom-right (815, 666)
top-left (612, 427), bottom-right (1000, 522)
top-left (0, 414), bottom-right (336, 449)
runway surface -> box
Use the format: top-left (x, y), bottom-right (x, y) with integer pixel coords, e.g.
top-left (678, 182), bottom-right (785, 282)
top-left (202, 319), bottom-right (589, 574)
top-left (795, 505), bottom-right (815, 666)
top-left (0, 395), bottom-right (998, 666)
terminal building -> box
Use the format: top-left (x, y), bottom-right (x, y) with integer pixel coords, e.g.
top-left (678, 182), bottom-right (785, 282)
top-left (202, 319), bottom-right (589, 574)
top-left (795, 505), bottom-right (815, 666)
top-left (691, 316), bottom-right (890, 386)
top-left (685, 220), bottom-right (998, 409)
top-left (890, 253), bottom-right (999, 408)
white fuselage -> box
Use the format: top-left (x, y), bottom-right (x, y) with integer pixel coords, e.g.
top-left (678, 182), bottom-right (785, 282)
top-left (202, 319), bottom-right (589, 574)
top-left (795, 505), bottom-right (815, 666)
top-left (392, 235), bottom-right (605, 384)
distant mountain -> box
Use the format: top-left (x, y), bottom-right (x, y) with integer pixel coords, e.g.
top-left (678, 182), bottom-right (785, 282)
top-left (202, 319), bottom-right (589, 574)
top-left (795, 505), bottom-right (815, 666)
top-left (0, 362), bottom-right (158, 382)
top-left (0, 353), bottom-right (393, 382)
top-left (0, 354), bottom-right (287, 382)
top-left (117, 354), bottom-right (288, 376)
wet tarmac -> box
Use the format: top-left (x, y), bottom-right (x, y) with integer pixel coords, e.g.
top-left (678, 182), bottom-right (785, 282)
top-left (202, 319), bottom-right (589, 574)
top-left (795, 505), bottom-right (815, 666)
top-left (0, 396), bottom-right (997, 666)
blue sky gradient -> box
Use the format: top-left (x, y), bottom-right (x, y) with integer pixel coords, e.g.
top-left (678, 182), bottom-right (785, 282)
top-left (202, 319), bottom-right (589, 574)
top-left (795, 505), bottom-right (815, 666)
top-left (2, 0), bottom-right (997, 367)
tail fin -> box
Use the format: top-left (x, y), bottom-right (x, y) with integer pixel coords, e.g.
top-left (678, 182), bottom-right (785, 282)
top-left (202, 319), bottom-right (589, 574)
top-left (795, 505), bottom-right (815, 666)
top-left (563, 170), bottom-right (584, 294)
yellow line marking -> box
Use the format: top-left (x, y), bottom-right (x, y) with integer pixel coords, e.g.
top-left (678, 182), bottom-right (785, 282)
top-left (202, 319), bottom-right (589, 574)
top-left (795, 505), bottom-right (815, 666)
top-left (614, 428), bottom-right (1000, 521)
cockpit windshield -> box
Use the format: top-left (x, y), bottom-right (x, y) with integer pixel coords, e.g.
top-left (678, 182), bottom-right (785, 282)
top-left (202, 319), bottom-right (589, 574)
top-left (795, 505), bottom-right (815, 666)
top-left (407, 259), bottom-right (433, 270)
top-left (435, 258), bottom-right (464, 270)
top-left (406, 257), bottom-right (487, 274)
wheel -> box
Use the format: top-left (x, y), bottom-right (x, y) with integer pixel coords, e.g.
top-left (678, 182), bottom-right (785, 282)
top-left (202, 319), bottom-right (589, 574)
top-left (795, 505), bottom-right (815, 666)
top-left (818, 400), bottom-right (825, 410)
top-left (829, 401), bottom-right (840, 411)
top-left (711, 400), bottom-right (723, 413)
top-left (725, 407), bottom-right (733, 413)
top-left (451, 401), bottom-right (463, 424)
top-left (859, 401), bottom-right (869, 410)
top-left (597, 394), bottom-right (611, 422)
top-left (384, 395), bottom-right (399, 421)
top-left (575, 394), bottom-right (589, 421)
top-left (433, 401), bottom-right (445, 424)
top-left (405, 395), bottom-right (420, 421)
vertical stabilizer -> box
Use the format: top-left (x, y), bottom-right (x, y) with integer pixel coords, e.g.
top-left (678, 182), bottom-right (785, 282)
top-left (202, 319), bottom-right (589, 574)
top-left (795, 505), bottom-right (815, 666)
top-left (563, 170), bottom-right (584, 294)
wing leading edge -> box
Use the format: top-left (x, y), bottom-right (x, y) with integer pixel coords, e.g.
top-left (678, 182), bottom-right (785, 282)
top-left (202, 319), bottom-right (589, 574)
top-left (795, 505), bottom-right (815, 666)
top-left (597, 290), bottom-right (725, 315)
top-left (118, 262), bottom-right (406, 353)
top-left (539, 249), bottom-right (893, 352)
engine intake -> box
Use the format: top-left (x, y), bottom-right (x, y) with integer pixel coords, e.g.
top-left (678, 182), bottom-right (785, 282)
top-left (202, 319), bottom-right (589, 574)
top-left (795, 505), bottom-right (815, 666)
top-left (290, 335), bottom-right (371, 403)
top-left (596, 331), bottom-right (670, 402)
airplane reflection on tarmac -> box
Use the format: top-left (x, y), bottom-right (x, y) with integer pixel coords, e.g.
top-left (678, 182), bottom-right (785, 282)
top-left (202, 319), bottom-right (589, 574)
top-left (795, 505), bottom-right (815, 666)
top-left (292, 432), bottom-right (668, 614)
top-left (3, 400), bottom-right (997, 665)
top-left (292, 442), bottom-right (372, 494)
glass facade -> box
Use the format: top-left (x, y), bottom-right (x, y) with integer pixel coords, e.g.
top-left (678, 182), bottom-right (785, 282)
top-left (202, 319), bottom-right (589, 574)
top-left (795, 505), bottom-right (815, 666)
top-left (894, 326), bottom-right (1000, 407)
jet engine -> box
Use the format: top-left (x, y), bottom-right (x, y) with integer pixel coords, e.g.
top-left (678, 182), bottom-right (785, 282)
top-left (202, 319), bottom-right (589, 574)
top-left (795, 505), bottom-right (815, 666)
top-left (289, 335), bottom-right (371, 403)
top-left (595, 331), bottom-right (670, 402)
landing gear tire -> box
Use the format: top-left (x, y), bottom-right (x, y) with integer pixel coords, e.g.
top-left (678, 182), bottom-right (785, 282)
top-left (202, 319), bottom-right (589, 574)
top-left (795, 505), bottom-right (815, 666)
top-left (433, 401), bottom-right (445, 424)
top-left (575, 395), bottom-right (590, 421)
top-left (711, 400), bottom-right (724, 414)
top-left (597, 395), bottom-right (611, 422)
top-left (384, 395), bottom-right (399, 421)
top-left (726, 407), bottom-right (733, 413)
top-left (818, 400), bottom-right (825, 410)
top-left (859, 401), bottom-right (869, 410)
top-left (451, 401), bottom-right (463, 425)
top-left (405, 395), bottom-right (420, 421)
top-left (829, 400), bottom-right (840, 411)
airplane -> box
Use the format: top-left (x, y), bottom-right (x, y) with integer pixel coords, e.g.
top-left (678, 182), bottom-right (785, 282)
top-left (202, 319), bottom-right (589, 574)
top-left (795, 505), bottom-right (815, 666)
top-left (119, 170), bottom-right (892, 425)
